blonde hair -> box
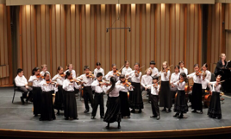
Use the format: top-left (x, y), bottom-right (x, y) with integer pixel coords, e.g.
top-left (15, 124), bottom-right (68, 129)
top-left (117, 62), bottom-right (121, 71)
top-left (220, 53), bottom-right (226, 58)
top-left (162, 61), bottom-right (168, 70)
top-left (145, 68), bottom-right (152, 75)
top-left (41, 64), bottom-right (47, 69)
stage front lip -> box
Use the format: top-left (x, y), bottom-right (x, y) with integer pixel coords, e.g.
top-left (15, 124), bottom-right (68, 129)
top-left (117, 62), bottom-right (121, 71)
top-left (0, 126), bottom-right (231, 139)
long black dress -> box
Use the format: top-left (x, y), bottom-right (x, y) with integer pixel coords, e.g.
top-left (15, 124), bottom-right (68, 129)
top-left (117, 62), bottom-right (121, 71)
top-left (63, 90), bottom-right (78, 119)
top-left (119, 91), bottom-right (130, 117)
top-left (160, 81), bottom-right (171, 109)
top-left (129, 82), bottom-right (143, 110)
top-left (174, 90), bottom-right (188, 113)
top-left (40, 91), bottom-right (56, 121)
top-left (54, 85), bottom-right (64, 111)
top-left (208, 92), bottom-right (222, 118)
top-left (104, 97), bottom-right (121, 123)
top-left (192, 83), bottom-right (202, 111)
top-left (32, 87), bottom-right (42, 116)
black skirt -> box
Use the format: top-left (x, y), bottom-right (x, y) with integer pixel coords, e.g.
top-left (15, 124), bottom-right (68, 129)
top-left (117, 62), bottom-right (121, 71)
top-left (159, 81), bottom-right (171, 108)
top-left (129, 82), bottom-right (143, 109)
top-left (119, 91), bottom-right (130, 117)
top-left (208, 92), bottom-right (222, 118)
top-left (192, 83), bottom-right (202, 111)
top-left (54, 85), bottom-right (64, 110)
top-left (64, 91), bottom-right (78, 119)
top-left (104, 97), bottom-right (121, 123)
top-left (174, 90), bottom-right (188, 113)
top-left (32, 87), bottom-right (42, 115)
top-left (40, 91), bottom-right (56, 121)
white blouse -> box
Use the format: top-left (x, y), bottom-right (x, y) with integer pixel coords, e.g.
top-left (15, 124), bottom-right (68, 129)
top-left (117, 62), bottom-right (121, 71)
top-left (180, 68), bottom-right (188, 75)
top-left (103, 85), bottom-right (126, 97)
top-left (201, 79), bottom-right (209, 89)
top-left (146, 84), bottom-right (160, 95)
top-left (122, 67), bottom-right (132, 75)
top-left (91, 80), bottom-right (104, 93)
top-left (116, 80), bottom-right (133, 92)
top-left (105, 71), bottom-right (120, 81)
top-left (63, 79), bottom-right (81, 91)
top-left (141, 75), bottom-right (153, 87)
top-left (52, 74), bottom-right (65, 86)
top-left (28, 75), bottom-right (43, 87)
top-left (39, 80), bottom-right (58, 92)
top-left (149, 67), bottom-right (159, 77)
top-left (94, 68), bottom-right (105, 78)
top-left (158, 70), bottom-right (170, 81)
top-left (14, 75), bottom-right (28, 87)
top-left (64, 69), bottom-right (76, 79)
top-left (173, 81), bottom-right (186, 91)
top-left (204, 70), bottom-right (211, 81)
top-left (187, 72), bottom-right (202, 84)
top-left (77, 74), bottom-right (94, 87)
top-left (126, 70), bottom-right (142, 83)
top-left (209, 81), bottom-right (221, 92)
top-left (170, 72), bottom-right (180, 84)
top-left (40, 71), bottom-right (51, 77)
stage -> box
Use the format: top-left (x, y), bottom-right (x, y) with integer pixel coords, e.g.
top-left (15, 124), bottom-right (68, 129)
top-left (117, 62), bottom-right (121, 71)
top-left (0, 87), bottom-right (231, 138)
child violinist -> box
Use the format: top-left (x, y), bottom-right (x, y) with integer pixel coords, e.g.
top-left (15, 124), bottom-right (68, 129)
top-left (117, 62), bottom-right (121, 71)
top-left (40, 64), bottom-right (51, 77)
top-left (52, 66), bottom-right (65, 115)
top-left (64, 64), bottom-right (76, 78)
top-left (105, 64), bottom-right (120, 81)
top-left (146, 76), bottom-right (160, 120)
top-left (170, 66), bottom-right (180, 104)
top-left (207, 75), bottom-right (222, 119)
top-left (141, 68), bottom-right (153, 103)
top-left (202, 63), bottom-right (211, 81)
top-left (94, 62), bottom-right (105, 78)
top-left (187, 64), bottom-right (203, 113)
top-left (125, 63), bottom-right (143, 113)
top-left (172, 72), bottom-right (188, 118)
top-left (179, 61), bottom-right (188, 75)
top-left (116, 74), bottom-right (133, 118)
top-left (149, 61), bottom-right (159, 77)
top-left (122, 61), bottom-right (132, 75)
top-left (91, 72), bottom-right (105, 119)
top-left (159, 61), bottom-right (171, 113)
top-left (28, 67), bottom-right (43, 116)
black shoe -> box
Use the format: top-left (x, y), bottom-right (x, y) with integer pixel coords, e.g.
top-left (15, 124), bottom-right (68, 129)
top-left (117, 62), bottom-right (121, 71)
top-left (106, 126), bottom-right (109, 129)
top-left (161, 108), bottom-right (166, 112)
top-left (57, 111), bottom-right (60, 115)
top-left (173, 113), bottom-right (179, 117)
top-left (130, 109), bottom-right (135, 113)
top-left (127, 116), bottom-right (130, 118)
top-left (84, 110), bottom-right (89, 113)
top-left (138, 109), bottom-right (142, 113)
top-left (168, 109), bottom-right (172, 112)
top-left (179, 114), bottom-right (183, 118)
top-left (117, 125), bottom-right (121, 129)
top-left (34, 114), bottom-right (38, 117)
top-left (91, 116), bottom-right (95, 119)
top-left (199, 110), bottom-right (203, 114)
top-left (73, 117), bottom-right (79, 120)
top-left (217, 116), bottom-right (222, 119)
top-left (65, 117), bottom-right (69, 120)
top-left (156, 116), bottom-right (160, 120)
top-left (20, 97), bottom-right (25, 105)
top-left (191, 110), bottom-right (196, 113)
top-left (150, 115), bottom-right (157, 118)
top-left (101, 116), bottom-right (104, 119)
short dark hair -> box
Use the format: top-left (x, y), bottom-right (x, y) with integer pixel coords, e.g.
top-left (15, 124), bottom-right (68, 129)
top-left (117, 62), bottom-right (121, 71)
top-left (96, 62), bottom-right (101, 66)
top-left (57, 66), bottom-right (63, 73)
top-left (65, 71), bottom-right (71, 79)
top-left (32, 67), bottom-right (40, 75)
top-left (174, 65), bottom-right (180, 70)
top-left (203, 63), bottom-right (208, 68)
top-left (152, 76), bottom-right (158, 80)
top-left (120, 74), bottom-right (125, 79)
top-left (17, 68), bottom-right (23, 74)
top-left (44, 72), bottom-right (49, 78)
top-left (179, 61), bottom-right (184, 65)
top-left (194, 64), bottom-right (199, 68)
top-left (96, 72), bottom-right (103, 78)
top-left (150, 61), bottom-right (156, 65)
top-left (112, 64), bottom-right (116, 67)
top-left (134, 62), bottom-right (140, 67)
top-left (84, 66), bottom-right (90, 71)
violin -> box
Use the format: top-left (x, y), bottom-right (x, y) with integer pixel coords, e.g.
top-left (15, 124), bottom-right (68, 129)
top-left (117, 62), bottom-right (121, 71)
top-left (113, 70), bottom-right (121, 77)
top-left (46, 80), bottom-right (55, 84)
top-left (179, 79), bottom-right (184, 83)
top-left (36, 74), bottom-right (44, 79)
top-left (59, 73), bottom-right (65, 77)
top-left (163, 65), bottom-right (173, 73)
top-left (196, 70), bottom-right (202, 76)
top-left (99, 80), bottom-right (111, 86)
top-left (121, 79), bottom-right (132, 87)
top-left (153, 83), bottom-right (158, 88)
top-left (86, 71), bottom-right (94, 78)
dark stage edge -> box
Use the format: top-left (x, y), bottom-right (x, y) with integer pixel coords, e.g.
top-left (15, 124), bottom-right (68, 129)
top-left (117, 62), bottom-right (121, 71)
top-left (0, 87), bottom-right (231, 139)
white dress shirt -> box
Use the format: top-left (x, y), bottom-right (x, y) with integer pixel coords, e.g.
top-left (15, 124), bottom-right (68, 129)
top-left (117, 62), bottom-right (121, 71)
top-left (170, 72), bottom-right (180, 84)
top-left (103, 85), bottom-right (126, 97)
top-left (203, 70), bottom-right (211, 81)
top-left (122, 67), bottom-right (132, 75)
top-left (209, 82), bottom-right (221, 92)
top-left (201, 79), bottom-right (209, 89)
top-left (64, 70), bottom-right (76, 79)
top-left (173, 81), bottom-right (186, 91)
top-left (63, 79), bottom-right (81, 91)
top-left (15, 75), bottom-right (28, 87)
top-left (39, 80), bottom-right (58, 92)
top-left (40, 71), bottom-right (51, 77)
top-left (116, 80), bottom-right (133, 92)
top-left (126, 70), bottom-right (142, 83)
top-left (158, 71), bottom-right (170, 81)
top-left (141, 75), bottom-right (153, 87)
top-left (52, 74), bottom-right (65, 86)
top-left (77, 74), bottom-right (94, 87)
top-left (105, 71), bottom-right (120, 81)
top-left (180, 68), bottom-right (188, 75)
top-left (91, 80), bottom-right (104, 93)
top-left (187, 72), bottom-right (202, 84)
top-left (146, 84), bottom-right (160, 95)
top-left (28, 75), bottom-right (43, 87)
top-left (149, 67), bottom-right (159, 77)
top-left (94, 68), bottom-right (105, 78)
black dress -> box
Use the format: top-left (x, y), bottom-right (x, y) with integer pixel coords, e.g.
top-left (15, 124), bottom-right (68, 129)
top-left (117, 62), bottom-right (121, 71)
top-left (40, 91), bottom-right (56, 121)
top-left (192, 83), bottom-right (202, 111)
top-left (63, 90), bottom-right (78, 119)
top-left (208, 92), bottom-right (222, 118)
top-left (159, 81), bottom-right (171, 109)
top-left (54, 85), bottom-right (64, 111)
top-left (32, 87), bottom-right (42, 116)
top-left (129, 82), bottom-right (143, 110)
top-left (104, 97), bottom-right (121, 123)
top-left (174, 90), bottom-right (188, 113)
top-left (119, 91), bottom-right (130, 117)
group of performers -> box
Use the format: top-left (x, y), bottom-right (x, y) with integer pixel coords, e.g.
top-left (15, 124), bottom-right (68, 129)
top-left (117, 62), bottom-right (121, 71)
top-left (14, 53), bottom-right (229, 128)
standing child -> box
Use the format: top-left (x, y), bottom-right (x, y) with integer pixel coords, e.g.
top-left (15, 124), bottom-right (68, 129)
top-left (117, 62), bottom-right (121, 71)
top-left (170, 66), bottom-right (180, 104)
top-left (179, 61), bottom-right (188, 75)
top-left (122, 61), bottom-right (133, 75)
top-left (94, 62), bottom-right (105, 78)
top-left (64, 64), bottom-right (76, 79)
top-left (141, 69), bottom-right (153, 102)
top-left (146, 76), bottom-right (160, 120)
top-left (149, 61), bottom-right (159, 77)
top-left (207, 75), bottom-right (222, 119)
top-left (172, 72), bottom-right (188, 118)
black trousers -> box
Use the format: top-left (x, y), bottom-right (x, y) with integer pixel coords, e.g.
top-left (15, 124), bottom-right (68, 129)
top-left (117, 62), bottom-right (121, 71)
top-left (83, 86), bottom-right (93, 111)
top-left (150, 95), bottom-right (160, 116)
top-left (92, 92), bottom-right (104, 117)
